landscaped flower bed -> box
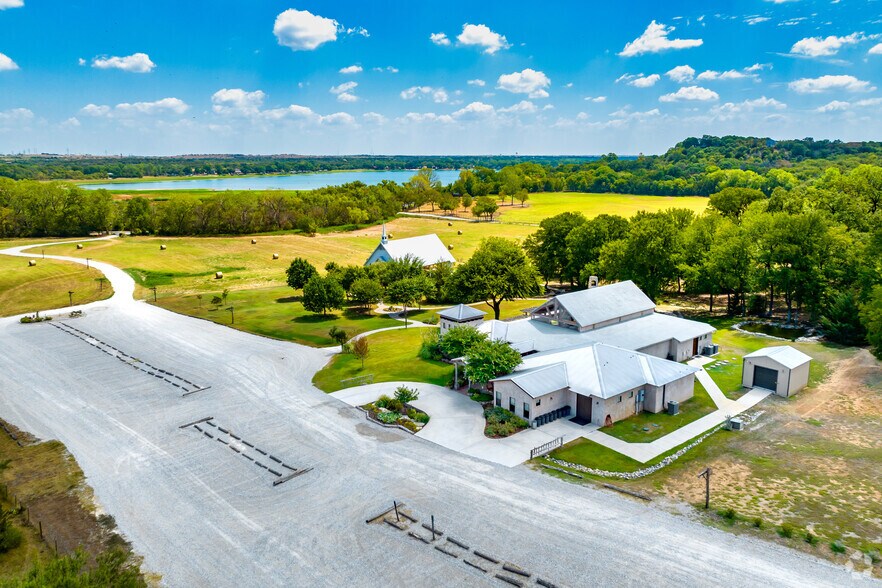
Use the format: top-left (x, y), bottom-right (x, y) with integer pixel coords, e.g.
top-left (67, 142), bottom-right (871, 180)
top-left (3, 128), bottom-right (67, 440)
top-left (483, 406), bottom-right (529, 438)
top-left (360, 386), bottom-right (430, 433)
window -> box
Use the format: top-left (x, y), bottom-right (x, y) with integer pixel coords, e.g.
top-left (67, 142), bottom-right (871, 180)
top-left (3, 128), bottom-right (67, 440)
top-left (509, 397), bottom-right (515, 412)
top-left (536, 399), bottom-right (541, 406)
top-left (495, 391), bottom-right (501, 407)
top-left (618, 396), bottom-right (622, 403)
top-left (523, 402), bottom-right (530, 420)
top-left (629, 391), bottom-right (634, 398)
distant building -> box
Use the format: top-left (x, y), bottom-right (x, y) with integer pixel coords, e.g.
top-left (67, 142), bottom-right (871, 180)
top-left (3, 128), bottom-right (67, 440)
top-left (742, 346), bottom-right (811, 397)
top-left (364, 225), bottom-right (456, 267)
top-left (437, 304), bottom-right (486, 335)
top-left (490, 343), bottom-right (699, 428)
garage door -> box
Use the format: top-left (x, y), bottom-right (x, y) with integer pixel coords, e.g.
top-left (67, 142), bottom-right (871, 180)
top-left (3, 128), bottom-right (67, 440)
top-left (753, 365), bottom-right (778, 391)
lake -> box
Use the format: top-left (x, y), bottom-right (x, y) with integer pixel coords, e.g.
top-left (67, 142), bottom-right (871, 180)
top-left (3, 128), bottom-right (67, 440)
top-left (82, 169), bottom-right (462, 191)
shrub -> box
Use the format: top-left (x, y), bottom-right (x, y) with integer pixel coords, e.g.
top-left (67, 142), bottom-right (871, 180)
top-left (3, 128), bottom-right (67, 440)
top-left (439, 326), bottom-right (488, 359)
top-left (721, 508), bottom-right (737, 521)
top-left (418, 329), bottom-right (442, 361)
top-left (400, 420), bottom-right (419, 432)
top-left (865, 549), bottom-right (880, 564)
top-left (377, 411), bottom-right (399, 424)
top-left (778, 523), bottom-right (795, 538)
top-left (386, 398), bottom-right (404, 413)
top-left (830, 540), bottom-right (846, 554)
top-left (804, 531), bottom-right (819, 545)
top-left (394, 385), bottom-right (419, 404)
top-left (328, 326), bottom-right (349, 346)
top-left (376, 394), bottom-right (391, 408)
top-left (483, 407), bottom-right (528, 437)
top-left (0, 511), bottom-right (23, 554)
top-left (469, 392), bottom-right (493, 403)
top-left (752, 517), bottom-right (763, 529)
top-left (413, 412), bottom-right (430, 424)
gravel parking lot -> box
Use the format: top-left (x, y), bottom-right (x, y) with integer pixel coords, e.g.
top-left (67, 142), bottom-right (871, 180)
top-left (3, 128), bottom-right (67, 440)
top-left (0, 244), bottom-right (876, 587)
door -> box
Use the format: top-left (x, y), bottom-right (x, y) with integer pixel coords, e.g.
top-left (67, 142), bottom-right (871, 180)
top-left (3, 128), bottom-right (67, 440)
top-left (753, 365), bottom-right (778, 391)
top-left (692, 338), bottom-right (699, 356)
top-left (576, 394), bottom-right (592, 421)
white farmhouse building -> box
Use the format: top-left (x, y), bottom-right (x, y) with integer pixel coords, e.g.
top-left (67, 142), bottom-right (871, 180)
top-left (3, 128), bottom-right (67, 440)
top-left (490, 343), bottom-right (699, 427)
top-left (742, 346), bottom-right (811, 397)
top-left (364, 225), bottom-right (455, 267)
top-left (437, 304), bottom-right (486, 335)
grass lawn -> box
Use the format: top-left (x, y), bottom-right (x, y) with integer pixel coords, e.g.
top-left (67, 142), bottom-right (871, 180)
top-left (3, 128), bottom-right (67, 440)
top-left (0, 255), bottom-right (113, 317)
top-left (312, 327), bottom-right (453, 392)
top-left (156, 286), bottom-right (400, 347)
top-left (603, 380), bottom-right (717, 443)
top-left (496, 192), bottom-right (708, 224)
top-left (543, 435), bottom-right (701, 474)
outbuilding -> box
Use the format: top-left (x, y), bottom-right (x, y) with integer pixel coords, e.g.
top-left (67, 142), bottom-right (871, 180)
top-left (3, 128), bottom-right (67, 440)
top-left (742, 346), bottom-right (812, 398)
top-left (436, 304), bottom-right (486, 335)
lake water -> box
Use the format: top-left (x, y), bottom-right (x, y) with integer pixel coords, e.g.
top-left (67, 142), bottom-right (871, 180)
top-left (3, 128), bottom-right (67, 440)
top-left (82, 169), bottom-right (462, 191)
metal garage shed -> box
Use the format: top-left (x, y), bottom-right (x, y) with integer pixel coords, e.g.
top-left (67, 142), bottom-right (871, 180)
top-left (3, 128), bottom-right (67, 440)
top-left (742, 346), bottom-right (812, 398)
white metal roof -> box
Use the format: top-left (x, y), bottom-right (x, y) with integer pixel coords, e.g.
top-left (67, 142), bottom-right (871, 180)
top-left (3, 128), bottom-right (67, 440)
top-left (492, 343), bottom-right (698, 399)
top-left (479, 312), bottom-right (715, 355)
top-left (437, 303), bottom-right (486, 321)
top-left (744, 345), bottom-right (811, 369)
top-left (371, 234), bottom-right (455, 266)
top-left (534, 280), bottom-right (655, 328)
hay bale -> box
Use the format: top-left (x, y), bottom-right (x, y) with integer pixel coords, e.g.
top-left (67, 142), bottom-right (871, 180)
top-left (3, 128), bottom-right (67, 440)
top-left (160, 244), bottom-right (167, 250)
top-left (76, 244), bottom-right (84, 250)
top-left (448, 222), bottom-right (453, 226)
top-left (457, 230), bottom-right (463, 235)
top-left (251, 239), bottom-right (257, 244)
top-left (28, 259), bottom-right (36, 267)
top-left (215, 271), bottom-right (223, 279)
top-left (272, 253), bottom-right (279, 260)
top-left (448, 244), bottom-right (453, 250)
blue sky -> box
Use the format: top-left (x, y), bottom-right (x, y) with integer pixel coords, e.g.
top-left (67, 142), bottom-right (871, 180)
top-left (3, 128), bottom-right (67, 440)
top-left (1, 0), bottom-right (881, 155)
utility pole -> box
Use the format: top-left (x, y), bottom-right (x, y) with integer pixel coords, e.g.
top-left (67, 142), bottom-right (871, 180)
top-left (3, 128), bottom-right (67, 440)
top-left (226, 305), bottom-right (234, 324)
top-left (85, 257), bottom-right (91, 269)
top-left (67, 291), bottom-right (74, 307)
top-left (698, 467), bottom-right (712, 510)
top-left (150, 286), bottom-right (157, 303)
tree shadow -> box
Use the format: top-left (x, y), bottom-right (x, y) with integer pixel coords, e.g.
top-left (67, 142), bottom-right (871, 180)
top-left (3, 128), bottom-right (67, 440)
top-left (275, 295), bottom-right (300, 304)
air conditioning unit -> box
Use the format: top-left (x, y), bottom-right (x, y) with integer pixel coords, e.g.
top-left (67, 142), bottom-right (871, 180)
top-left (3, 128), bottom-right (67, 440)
top-left (728, 417), bottom-right (743, 431)
top-left (702, 344), bottom-right (720, 356)
top-left (667, 401), bottom-right (679, 416)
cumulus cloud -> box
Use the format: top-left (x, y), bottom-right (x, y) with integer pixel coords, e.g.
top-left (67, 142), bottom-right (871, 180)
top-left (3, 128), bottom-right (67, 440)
top-left (273, 9), bottom-right (338, 51)
top-left (91, 53), bottom-right (155, 73)
top-left (815, 100), bottom-right (851, 112)
top-left (0, 1), bottom-right (24, 10)
top-left (788, 75), bottom-right (874, 94)
top-left (697, 69), bottom-right (749, 81)
top-left (498, 100), bottom-right (537, 114)
top-left (497, 68), bottom-right (551, 98)
top-left (0, 52), bottom-right (19, 71)
top-left (400, 86), bottom-right (448, 103)
top-left (467, 79), bottom-right (486, 87)
top-left (80, 104), bottom-right (111, 117)
top-left (330, 81), bottom-right (357, 94)
top-left (790, 33), bottom-right (865, 57)
top-left (363, 112), bottom-right (387, 124)
top-left (869, 43), bottom-right (882, 55)
top-left (666, 65), bottom-right (695, 83)
top-left (456, 23), bottom-right (510, 54)
top-left (339, 65), bottom-right (362, 74)
top-left (628, 73), bottom-right (660, 88)
top-left (115, 98), bottom-right (189, 115)
top-left (0, 108), bottom-right (33, 125)
top-left (584, 96), bottom-right (607, 103)
top-left (320, 112), bottom-right (355, 125)
top-left (211, 88), bottom-right (266, 116)
top-left (659, 85), bottom-right (719, 102)
top-left (452, 101), bottom-right (495, 119)
top-left (430, 32), bottom-right (450, 46)
top-left (619, 21), bottom-right (703, 57)
top-left (713, 97), bottom-right (787, 116)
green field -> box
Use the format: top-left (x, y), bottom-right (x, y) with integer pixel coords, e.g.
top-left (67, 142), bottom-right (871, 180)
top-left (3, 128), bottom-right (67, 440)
top-left (0, 254), bottom-right (113, 317)
top-left (312, 327), bottom-right (453, 392)
top-left (496, 192), bottom-right (707, 224)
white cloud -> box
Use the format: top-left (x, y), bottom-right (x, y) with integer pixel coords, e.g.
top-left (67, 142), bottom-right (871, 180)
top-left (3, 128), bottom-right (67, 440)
top-left (79, 104), bottom-right (111, 117)
top-left (497, 68), bottom-right (551, 98)
top-left (273, 9), bottom-right (338, 51)
top-left (659, 85), bottom-right (719, 102)
top-left (713, 96), bottom-right (787, 116)
top-left (790, 33), bottom-right (865, 57)
top-left (745, 63), bottom-right (771, 72)
top-left (211, 88), bottom-right (266, 116)
top-left (115, 98), bottom-right (189, 115)
top-left (452, 101), bottom-right (495, 119)
top-left (628, 73), bottom-right (660, 88)
top-left (60, 117), bottom-right (81, 128)
top-left (262, 105), bottom-right (317, 121)
top-left (336, 93), bottom-right (358, 103)
top-left (467, 79), bottom-right (486, 87)
top-left (330, 81), bottom-right (357, 94)
top-left (363, 112), bottom-right (387, 124)
top-left (430, 32), bottom-right (450, 46)
top-left (372, 66), bottom-right (399, 73)
top-left (339, 65), bottom-right (362, 74)
top-left (0, 52), bottom-right (18, 71)
top-left (400, 86), bottom-right (448, 103)
top-left (584, 96), bottom-right (607, 103)
top-left (77, 58), bottom-right (86, 66)
top-left (498, 100), bottom-right (537, 113)
top-left (815, 100), bottom-right (851, 112)
top-left (869, 43), bottom-right (882, 55)
top-left (0, 108), bottom-right (33, 124)
top-left (320, 112), bottom-right (355, 125)
top-left (399, 112), bottom-right (454, 124)
top-left (0, 1), bottom-right (24, 10)
top-left (666, 65), bottom-right (695, 83)
top-left (745, 16), bottom-right (770, 25)
top-left (697, 69), bottom-right (748, 81)
top-left (619, 21), bottom-right (703, 57)
top-left (788, 75), bottom-right (874, 94)
top-left (91, 53), bottom-right (155, 73)
top-left (456, 23), bottom-right (510, 54)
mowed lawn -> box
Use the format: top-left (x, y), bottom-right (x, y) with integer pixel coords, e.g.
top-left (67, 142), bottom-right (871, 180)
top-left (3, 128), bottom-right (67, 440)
top-left (0, 254), bottom-right (113, 317)
top-left (496, 192), bottom-right (708, 224)
top-left (158, 286), bottom-right (400, 346)
top-left (313, 327), bottom-right (453, 392)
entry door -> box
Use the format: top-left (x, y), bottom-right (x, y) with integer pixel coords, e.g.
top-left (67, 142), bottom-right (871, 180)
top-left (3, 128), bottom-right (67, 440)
top-left (692, 338), bottom-right (699, 356)
top-left (576, 395), bottom-right (592, 421)
top-left (753, 366), bottom-right (778, 391)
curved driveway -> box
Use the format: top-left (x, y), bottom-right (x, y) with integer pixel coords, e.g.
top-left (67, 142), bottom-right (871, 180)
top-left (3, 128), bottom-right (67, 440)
top-left (0, 240), bottom-right (877, 587)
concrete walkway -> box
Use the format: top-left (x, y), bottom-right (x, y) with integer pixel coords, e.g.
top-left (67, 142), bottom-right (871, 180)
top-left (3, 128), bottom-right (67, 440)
top-left (332, 382), bottom-right (563, 467)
